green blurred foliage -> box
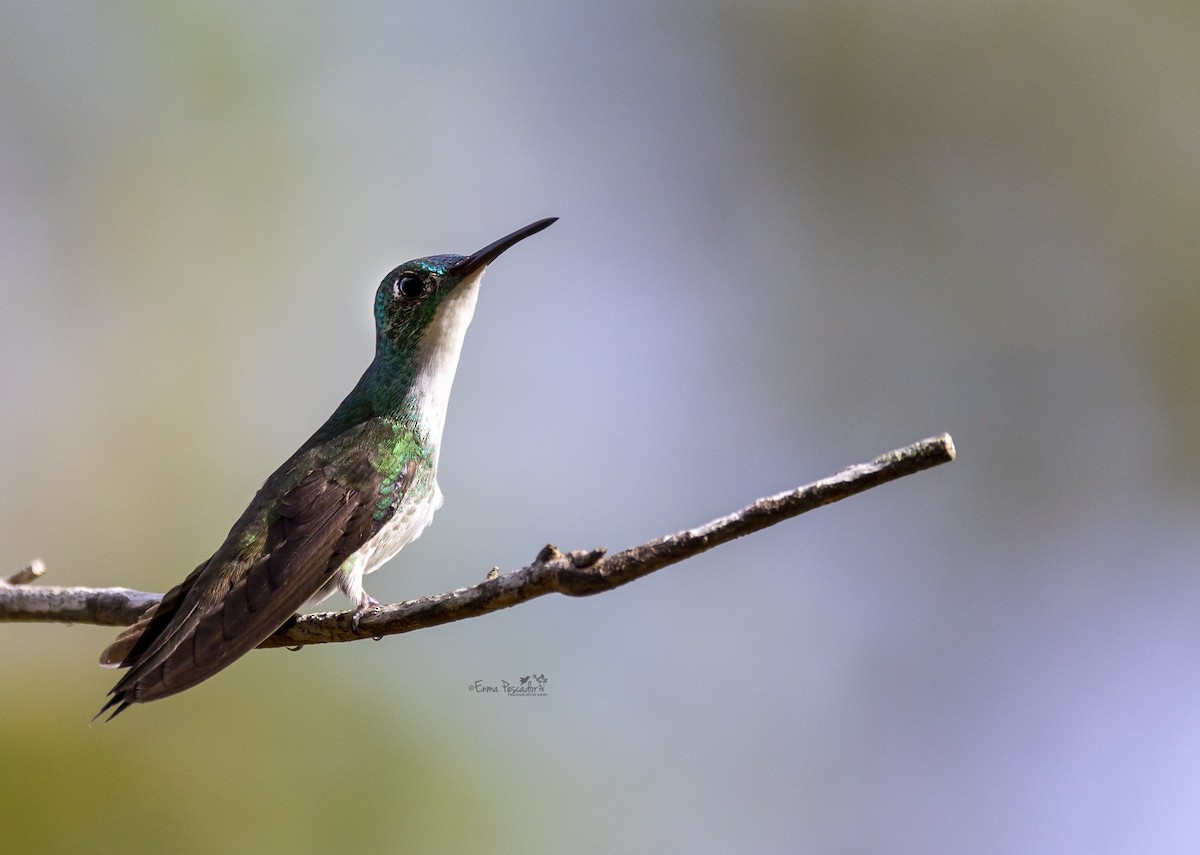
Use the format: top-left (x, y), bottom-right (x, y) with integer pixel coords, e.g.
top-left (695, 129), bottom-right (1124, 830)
top-left (1, 659), bottom-right (502, 853)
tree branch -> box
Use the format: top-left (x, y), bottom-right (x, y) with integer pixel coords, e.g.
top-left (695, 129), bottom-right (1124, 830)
top-left (0, 433), bottom-right (955, 649)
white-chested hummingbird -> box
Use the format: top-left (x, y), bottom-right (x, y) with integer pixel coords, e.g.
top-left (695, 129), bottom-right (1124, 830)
top-left (97, 218), bottom-right (557, 719)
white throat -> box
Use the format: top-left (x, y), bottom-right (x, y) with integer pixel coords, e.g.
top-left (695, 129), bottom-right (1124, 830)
top-left (410, 268), bottom-right (484, 463)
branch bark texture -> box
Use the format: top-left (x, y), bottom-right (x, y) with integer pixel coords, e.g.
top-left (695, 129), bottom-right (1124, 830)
top-left (0, 434), bottom-right (955, 649)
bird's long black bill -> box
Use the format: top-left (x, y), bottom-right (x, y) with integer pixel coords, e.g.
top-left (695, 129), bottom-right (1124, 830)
top-left (451, 217), bottom-right (557, 278)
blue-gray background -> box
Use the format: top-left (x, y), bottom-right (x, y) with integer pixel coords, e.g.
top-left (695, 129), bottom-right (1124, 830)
top-left (3, 3), bottom-right (1199, 853)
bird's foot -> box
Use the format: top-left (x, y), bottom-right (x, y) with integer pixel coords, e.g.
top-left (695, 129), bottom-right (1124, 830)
top-left (350, 594), bottom-right (381, 631)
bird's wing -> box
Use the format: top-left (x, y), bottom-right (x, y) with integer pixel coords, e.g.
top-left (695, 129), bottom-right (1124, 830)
top-left (98, 557), bottom-right (209, 669)
top-left (98, 453), bottom-right (400, 719)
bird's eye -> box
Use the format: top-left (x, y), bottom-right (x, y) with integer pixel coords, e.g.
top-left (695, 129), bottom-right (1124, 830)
top-left (394, 274), bottom-right (426, 300)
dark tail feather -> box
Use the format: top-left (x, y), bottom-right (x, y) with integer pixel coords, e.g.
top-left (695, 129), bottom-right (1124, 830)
top-left (92, 693), bottom-right (131, 723)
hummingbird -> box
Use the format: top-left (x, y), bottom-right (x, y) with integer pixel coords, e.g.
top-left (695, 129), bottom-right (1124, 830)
top-left (96, 217), bottom-right (557, 720)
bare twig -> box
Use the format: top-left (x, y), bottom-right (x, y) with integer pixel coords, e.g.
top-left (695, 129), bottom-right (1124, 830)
top-left (0, 584), bottom-right (158, 625)
top-left (0, 434), bottom-right (955, 649)
top-left (4, 559), bottom-right (46, 585)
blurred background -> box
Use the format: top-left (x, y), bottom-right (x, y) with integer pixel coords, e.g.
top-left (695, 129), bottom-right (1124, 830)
top-left (2, 1), bottom-right (1199, 852)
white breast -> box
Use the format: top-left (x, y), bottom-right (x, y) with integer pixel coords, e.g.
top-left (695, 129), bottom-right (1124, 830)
top-left (409, 268), bottom-right (484, 463)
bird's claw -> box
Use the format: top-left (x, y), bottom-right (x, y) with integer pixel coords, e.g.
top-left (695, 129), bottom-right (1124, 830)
top-left (351, 595), bottom-right (381, 631)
